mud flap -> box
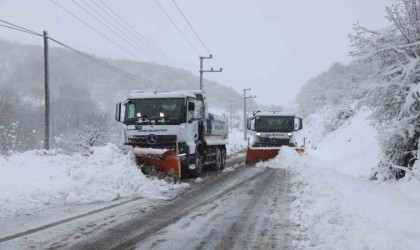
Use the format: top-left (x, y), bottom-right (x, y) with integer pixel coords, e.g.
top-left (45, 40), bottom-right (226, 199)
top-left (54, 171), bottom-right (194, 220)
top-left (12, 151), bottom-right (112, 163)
top-left (132, 148), bottom-right (181, 179)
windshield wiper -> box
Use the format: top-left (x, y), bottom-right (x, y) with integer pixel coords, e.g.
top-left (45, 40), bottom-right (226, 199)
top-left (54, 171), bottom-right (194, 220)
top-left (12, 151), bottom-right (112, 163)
top-left (136, 117), bottom-right (154, 125)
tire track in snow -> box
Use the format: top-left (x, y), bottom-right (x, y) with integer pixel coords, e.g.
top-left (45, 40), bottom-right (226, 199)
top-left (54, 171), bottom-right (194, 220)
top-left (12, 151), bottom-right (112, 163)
top-left (215, 169), bottom-right (277, 249)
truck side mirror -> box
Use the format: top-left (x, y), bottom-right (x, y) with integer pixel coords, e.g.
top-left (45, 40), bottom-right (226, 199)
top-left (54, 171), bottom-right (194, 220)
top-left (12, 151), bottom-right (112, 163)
top-left (115, 103), bottom-right (121, 122)
top-left (188, 102), bottom-right (195, 111)
top-left (294, 117), bottom-right (303, 131)
top-left (115, 102), bottom-right (125, 122)
top-left (247, 117), bottom-right (255, 131)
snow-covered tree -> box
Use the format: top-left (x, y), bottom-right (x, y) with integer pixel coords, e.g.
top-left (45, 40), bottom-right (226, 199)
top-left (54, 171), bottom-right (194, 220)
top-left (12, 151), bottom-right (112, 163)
top-left (0, 121), bottom-right (36, 155)
top-left (58, 112), bottom-right (114, 154)
top-left (0, 91), bottom-right (39, 155)
top-left (350, 0), bottom-right (420, 177)
top-left (296, 62), bottom-right (373, 118)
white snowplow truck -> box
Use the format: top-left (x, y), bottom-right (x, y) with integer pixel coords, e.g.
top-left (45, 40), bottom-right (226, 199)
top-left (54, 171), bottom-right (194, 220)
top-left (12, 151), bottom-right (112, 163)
top-left (246, 111), bottom-right (304, 164)
top-left (115, 90), bottom-right (228, 178)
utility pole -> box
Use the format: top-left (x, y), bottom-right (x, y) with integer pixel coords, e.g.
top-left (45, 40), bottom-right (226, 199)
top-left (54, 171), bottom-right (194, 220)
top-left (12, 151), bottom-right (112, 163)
top-left (233, 101), bottom-right (236, 127)
top-left (243, 88), bottom-right (256, 141)
top-left (230, 99), bottom-right (234, 129)
top-left (43, 31), bottom-right (50, 150)
top-left (199, 54), bottom-right (222, 90)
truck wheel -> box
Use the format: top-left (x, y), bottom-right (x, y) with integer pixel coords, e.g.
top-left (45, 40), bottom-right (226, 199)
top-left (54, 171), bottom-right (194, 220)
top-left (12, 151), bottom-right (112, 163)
top-left (212, 147), bottom-right (222, 171)
top-left (189, 150), bottom-right (204, 178)
top-left (220, 147), bottom-right (226, 170)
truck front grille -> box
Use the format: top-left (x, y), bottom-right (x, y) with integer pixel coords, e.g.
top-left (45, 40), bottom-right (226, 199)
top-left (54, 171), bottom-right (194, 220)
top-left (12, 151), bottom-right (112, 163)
top-left (128, 135), bottom-right (177, 148)
top-left (255, 138), bottom-right (290, 147)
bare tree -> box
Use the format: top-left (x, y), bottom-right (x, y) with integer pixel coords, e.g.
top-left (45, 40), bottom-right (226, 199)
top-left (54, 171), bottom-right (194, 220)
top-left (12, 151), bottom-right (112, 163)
top-left (59, 112), bottom-right (114, 153)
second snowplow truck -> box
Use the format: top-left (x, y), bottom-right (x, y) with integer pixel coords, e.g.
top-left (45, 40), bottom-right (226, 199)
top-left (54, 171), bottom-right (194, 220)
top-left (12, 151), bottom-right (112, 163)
top-left (246, 111), bottom-right (304, 164)
top-left (115, 90), bottom-right (228, 179)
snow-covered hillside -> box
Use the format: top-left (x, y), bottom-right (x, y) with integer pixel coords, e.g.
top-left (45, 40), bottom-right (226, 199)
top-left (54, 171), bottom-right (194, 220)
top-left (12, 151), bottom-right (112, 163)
top-left (299, 108), bottom-right (380, 178)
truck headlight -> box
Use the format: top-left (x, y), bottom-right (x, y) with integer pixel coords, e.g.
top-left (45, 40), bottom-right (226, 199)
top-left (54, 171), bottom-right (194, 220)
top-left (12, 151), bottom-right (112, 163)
top-left (256, 132), bottom-right (261, 136)
top-left (288, 132), bottom-right (293, 137)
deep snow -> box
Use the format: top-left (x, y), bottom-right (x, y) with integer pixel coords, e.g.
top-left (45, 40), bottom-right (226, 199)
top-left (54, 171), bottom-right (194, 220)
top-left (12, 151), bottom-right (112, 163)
top-left (0, 144), bottom-right (188, 219)
top-left (0, 125), bottom-right (246, 219)
top-left (3, 105), bottom-right (419, 249)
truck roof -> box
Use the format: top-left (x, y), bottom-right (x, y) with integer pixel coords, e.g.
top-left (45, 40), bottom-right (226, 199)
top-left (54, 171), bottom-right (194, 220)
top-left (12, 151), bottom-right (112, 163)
top-left (254, 111), bottom-right (295, 117)
top-left (128, 90), bottom-right (203, 99)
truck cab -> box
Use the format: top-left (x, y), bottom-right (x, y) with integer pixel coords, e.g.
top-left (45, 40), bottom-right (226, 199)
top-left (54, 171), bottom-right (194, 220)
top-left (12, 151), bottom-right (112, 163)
top-left (247, 111), bottom-right (303, 147)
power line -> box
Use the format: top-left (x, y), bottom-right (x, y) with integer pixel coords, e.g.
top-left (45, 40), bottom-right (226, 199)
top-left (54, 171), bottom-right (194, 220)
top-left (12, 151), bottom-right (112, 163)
top-left (171, 0), bottom-right (212, 55)
top-left (154, 0), bottom-right (227, 84)
top-left (73, 0), bottom-right (169, 66)
top-left (80, 0), bottom-right (175, 69)
top-left (168, 1), bottom-right (242, 87)
top-left (0, 23), bottom-right (42, 36)
top-left (0, 19), bottom-right (42, 36)
top-left (49, 0), bottom-right (144, 63)
top-left (153, 0), bottom-right (202, 56)
top-left (48, 37), bottom-right (156, 88)
top-left (95, 0), bottom-right (181, 69)
top-left (0, 18), bottom-right (156, 88)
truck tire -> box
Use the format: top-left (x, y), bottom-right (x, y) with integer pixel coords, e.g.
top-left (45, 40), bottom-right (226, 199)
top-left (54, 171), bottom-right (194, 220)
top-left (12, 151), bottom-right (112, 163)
top-left (189, 147), bottom-right (204, 178)
top-left (220, 147), bottom-right (226, 170)
top-left (211, 147), bottom-right (223, 171)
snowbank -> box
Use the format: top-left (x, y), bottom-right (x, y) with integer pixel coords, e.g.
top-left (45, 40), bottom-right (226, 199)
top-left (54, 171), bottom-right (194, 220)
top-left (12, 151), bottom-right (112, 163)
top-left (0, 144), bottom-right (188, 218)
top-left (300, 109), bottom-right (380, 178)
top-left (292, 156), bottom-right (420, 249)
top-left (255, 146), bottom-right (301, 170)
top-left (226, 128), bottom-right (247, 155)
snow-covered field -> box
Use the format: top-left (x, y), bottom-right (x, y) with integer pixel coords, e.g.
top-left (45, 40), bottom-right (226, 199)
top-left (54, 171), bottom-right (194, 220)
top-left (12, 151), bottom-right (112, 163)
top-left (257, 109), bottom-right (420, 249)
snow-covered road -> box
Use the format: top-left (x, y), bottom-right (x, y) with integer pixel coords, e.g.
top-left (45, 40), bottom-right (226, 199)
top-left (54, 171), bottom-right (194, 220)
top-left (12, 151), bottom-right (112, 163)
top-left (60, 162), bottom-right (290, 249)
top-left (135, 167), bottom-right (289, 250)
top-left (0, 155), bottom-right (295, 249)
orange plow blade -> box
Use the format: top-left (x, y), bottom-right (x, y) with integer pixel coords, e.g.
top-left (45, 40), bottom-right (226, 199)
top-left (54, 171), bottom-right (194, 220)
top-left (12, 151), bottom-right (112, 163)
top-left (245, 146), bottom-right (306, 164)
top-left (132, 148), bottom-right (181, 178)
top-left (246, 147), bottom-right (280, 164)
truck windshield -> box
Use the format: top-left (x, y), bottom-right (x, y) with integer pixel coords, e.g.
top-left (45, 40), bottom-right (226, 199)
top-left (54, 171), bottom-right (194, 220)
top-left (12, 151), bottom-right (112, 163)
top-left (255, 116), bottom-right (294, 132)
top-left (125, 98), bottom-right (186, 125)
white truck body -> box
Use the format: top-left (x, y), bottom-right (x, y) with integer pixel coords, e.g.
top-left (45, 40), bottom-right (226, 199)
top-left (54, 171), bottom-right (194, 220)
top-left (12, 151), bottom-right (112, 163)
top-left (115, 90), bottom-right (228, 177)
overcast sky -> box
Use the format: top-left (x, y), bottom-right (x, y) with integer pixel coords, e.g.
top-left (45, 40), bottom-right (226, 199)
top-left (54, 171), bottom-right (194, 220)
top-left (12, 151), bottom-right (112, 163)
top-left (0, 0), bottom-right (392, 106)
